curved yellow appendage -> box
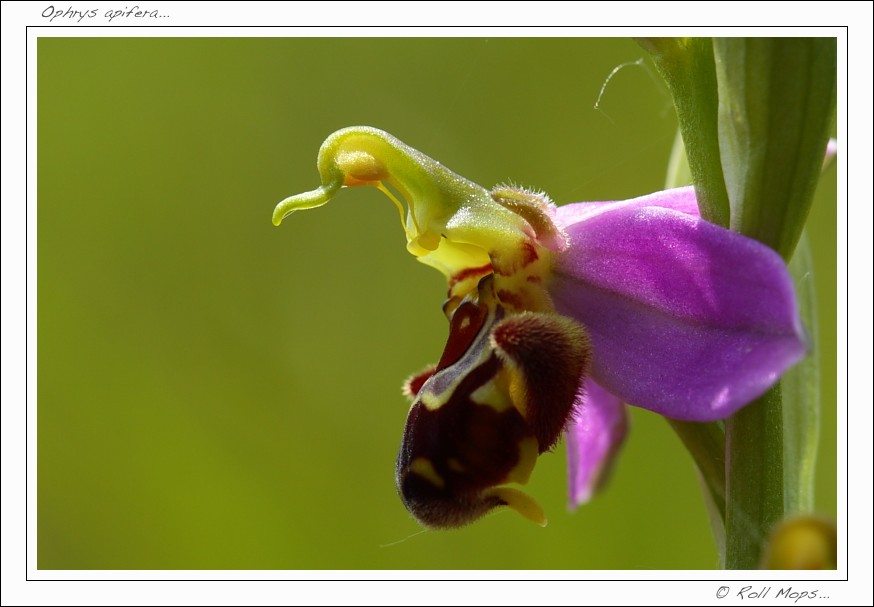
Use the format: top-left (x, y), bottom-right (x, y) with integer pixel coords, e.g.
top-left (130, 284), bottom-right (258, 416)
top-left (503, 436), bottom-right (539, 485)
top-left (488, 486), bottom-right (547, 527)
top-left (273, 127), bottom-right (562, 302)
top-left (272, 177), bottom-right (343, 226)
top-left (409, 457), bottom-right (446, 489)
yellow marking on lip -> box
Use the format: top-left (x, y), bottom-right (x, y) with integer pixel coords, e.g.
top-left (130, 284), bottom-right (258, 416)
top-left (418, 326), bottom-right (498, 412)
top-left (505, 366), bottom-right (529, 419)
top-left (409, 457), bottom-right (445, 489)
top-left (419, 391), bottom-right (443, 411)
top-left (504, 436), bottom-right (539, 485)
top-left (469, 376), bottom-right (514, 412)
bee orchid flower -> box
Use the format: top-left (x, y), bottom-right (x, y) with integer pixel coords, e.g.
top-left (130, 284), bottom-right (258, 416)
top-left (273, 127), bottom-right (806, 529)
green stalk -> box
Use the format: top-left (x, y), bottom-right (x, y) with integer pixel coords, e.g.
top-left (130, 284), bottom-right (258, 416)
top-left (724, 385), bottom-right (785, 568)
top-left (782, 233), bottom-right (821, 514)
top-left (637, 37), bottom-right (730, 227)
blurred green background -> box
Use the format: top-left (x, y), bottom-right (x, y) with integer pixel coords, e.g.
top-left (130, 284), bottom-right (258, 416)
top-left (37, 37), bottom-right (837, 570)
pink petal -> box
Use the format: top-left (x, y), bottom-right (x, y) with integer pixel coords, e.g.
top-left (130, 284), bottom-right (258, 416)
top-left (554, 185), bottom-right (701, 226)
top-left (550, 188), bottom-right (806, 421)
top-left (567, 378), bottom-right (628, 509)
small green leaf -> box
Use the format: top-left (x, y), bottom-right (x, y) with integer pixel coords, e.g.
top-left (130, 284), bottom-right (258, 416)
top-left (713, 38), bottom-right (837, 260)
top-left (781, 231), bottom-right (820, 514)
top-left (637, 37), bottom-right (730, 227)
top-left (665, 130), bottom-right (693, 189)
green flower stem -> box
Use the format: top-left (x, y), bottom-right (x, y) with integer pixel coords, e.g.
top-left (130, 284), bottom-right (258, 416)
top-left (724, 385), bottom-right (785, 568)
top-left (636, 37), bottom-right (730, 227)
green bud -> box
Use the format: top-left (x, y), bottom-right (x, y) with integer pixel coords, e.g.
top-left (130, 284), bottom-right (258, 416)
top-left (760, 515), bottom-right (837, 569)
